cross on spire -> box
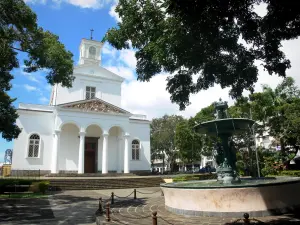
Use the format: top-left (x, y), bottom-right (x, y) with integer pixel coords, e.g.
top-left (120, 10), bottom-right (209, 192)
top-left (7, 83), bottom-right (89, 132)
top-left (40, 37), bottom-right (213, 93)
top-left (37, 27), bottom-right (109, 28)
top-left (90, 29), bottom-right (94, 40)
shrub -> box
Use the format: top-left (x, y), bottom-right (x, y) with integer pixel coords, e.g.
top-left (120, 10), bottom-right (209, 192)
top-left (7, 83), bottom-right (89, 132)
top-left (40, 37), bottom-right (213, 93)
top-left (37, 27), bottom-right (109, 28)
top-left (38, 181), bottom-right (50, 194)
top-left (279, 170), bottom-right (300, 177)
top-left (29, 182), bottom-right (40, 193)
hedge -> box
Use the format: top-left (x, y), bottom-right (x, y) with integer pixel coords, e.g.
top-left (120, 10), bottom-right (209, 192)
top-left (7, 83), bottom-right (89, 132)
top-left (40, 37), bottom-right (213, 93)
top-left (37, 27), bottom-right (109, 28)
top-left (279, 170), bottom-right (300, 177)
top-left (0, 179), bottom-right (49, 194)
top-left (173, 173), bottom-right (217, 182)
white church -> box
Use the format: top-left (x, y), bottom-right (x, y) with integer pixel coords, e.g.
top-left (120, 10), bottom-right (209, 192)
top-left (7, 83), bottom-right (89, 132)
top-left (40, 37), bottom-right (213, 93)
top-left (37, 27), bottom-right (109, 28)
top-left (11, 38), bottom-right (151, 175)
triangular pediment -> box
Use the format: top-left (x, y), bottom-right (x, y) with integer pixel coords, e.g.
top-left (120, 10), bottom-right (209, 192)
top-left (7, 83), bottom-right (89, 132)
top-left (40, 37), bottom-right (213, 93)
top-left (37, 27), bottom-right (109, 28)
top-left (74, 64), bottom-right (125, 82)
top-left (58, 98), bottom-right (131, 115)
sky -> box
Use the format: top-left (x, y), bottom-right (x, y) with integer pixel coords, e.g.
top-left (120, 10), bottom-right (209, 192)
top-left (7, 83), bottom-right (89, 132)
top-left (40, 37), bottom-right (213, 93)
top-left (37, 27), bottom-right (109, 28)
top-left (1, 0), bottom-right (300, 162)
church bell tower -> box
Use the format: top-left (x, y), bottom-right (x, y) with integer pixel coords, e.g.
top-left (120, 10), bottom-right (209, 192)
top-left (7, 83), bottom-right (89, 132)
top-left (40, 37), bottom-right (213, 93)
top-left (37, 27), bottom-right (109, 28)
top-left (79, 37), bottom-right (104, 66)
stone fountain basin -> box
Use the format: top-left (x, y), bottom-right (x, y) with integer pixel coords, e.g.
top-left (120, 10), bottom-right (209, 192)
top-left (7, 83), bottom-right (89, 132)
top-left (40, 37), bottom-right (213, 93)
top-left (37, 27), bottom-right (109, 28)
top-left (160, 177), bottom-right (300, 217)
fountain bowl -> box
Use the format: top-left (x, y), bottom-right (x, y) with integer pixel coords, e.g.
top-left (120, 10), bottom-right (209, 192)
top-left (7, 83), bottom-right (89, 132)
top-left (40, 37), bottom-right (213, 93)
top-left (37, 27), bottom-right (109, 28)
top-left (161, 176), bottom-right (300, 217)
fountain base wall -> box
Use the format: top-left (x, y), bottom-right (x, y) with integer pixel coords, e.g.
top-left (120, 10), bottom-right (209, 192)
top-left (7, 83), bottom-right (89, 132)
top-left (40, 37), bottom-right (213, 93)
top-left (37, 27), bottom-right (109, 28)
top-left (161, 178), bottom-right (300, 217)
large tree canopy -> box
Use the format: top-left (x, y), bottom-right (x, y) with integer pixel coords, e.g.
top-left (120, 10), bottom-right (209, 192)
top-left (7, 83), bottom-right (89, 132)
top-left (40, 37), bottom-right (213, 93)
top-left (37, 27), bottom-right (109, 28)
top-left (106, 0), bottom-right (300, 110)
top-left (0, 0), bottom-right (74, 141)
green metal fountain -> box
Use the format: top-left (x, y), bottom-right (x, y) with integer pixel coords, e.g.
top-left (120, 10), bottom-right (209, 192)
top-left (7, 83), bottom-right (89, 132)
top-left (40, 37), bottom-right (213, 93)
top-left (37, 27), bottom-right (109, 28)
top-left (195, 98), bottom-right (255, 184)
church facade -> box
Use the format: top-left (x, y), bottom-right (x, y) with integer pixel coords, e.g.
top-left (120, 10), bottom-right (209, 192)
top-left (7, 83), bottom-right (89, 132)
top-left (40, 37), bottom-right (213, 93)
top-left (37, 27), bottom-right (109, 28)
top-left (11, 38), bottom-right (151, 175)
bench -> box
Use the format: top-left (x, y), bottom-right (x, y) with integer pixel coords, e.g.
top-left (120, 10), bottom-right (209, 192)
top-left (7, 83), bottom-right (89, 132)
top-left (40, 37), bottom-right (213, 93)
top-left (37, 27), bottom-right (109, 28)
top-left (4, 184), bottom-right (32, 198)
top-left (4, 191), bottom-right (33, 198)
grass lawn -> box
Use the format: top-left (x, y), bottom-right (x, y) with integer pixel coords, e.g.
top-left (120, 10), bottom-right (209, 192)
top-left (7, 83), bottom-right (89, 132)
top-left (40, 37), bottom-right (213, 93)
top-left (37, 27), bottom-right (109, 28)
top-left (0, 193), bottom-right (50, 199)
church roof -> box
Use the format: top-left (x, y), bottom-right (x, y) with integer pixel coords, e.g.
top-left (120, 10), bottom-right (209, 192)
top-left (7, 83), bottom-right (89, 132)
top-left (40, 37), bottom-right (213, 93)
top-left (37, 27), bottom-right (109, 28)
top-left (58, 98), bottom-right (131, 115)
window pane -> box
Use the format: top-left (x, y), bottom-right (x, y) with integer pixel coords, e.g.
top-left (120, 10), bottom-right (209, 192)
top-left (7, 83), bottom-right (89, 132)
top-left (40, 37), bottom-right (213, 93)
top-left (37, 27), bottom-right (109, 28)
top-left (86, 93), bottom-right (90, 100)
top-left (136, 149), bottom-right (139, 160)
top-left (132, 149), bottom-right (135, 160)
top-left (91, 92), bottom-right (95, 99)
top-left (86, 86), bottom-right (90, 91)
top-left (91, 87), bottom-right (96, 92)
top-left (33, 145), bottom-right (39, 157)
top-left (28, 145), bottom-right (33, 157)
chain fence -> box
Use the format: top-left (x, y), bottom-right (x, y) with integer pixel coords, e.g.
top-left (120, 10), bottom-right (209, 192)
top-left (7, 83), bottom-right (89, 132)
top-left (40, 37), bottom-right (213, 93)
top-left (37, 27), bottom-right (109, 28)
top-left (96, 189), bottom-right (270, 225)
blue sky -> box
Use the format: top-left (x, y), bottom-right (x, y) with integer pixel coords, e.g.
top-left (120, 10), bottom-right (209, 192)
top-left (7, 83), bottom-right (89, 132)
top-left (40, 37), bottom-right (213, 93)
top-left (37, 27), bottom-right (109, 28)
top-left (1, 1), bottom-right (300, 162)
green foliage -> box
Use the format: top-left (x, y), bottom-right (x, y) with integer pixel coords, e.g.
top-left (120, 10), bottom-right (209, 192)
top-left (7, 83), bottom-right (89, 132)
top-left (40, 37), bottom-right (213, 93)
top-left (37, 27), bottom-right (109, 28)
top-left (173, 174), bottom-right (217, 182)
top-left (151, 115), bottom-right (184, 171)
top-left (105, 0), bottom-right (300, 110)
top-left (0, 0), bottom-right (74, 141)
top-left (38, 181), bottom-right (49, 194)
top-left (279, 170), bottom-right (300, 177)
top-left (175, 104), bottom-right (215, 164)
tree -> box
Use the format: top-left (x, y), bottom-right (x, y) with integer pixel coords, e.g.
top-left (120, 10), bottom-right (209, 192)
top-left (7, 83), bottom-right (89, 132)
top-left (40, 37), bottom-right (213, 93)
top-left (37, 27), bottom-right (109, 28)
top-left (0, 0), bottom-right (74, 141)
top-left (151, 115), bottom-right (184, 172)
top-left (105, 0), bottom-right (300, 110)
top-left (249, 77), bottom-right (300, 154)
top-left (175, 104), bottom-right (216, 165)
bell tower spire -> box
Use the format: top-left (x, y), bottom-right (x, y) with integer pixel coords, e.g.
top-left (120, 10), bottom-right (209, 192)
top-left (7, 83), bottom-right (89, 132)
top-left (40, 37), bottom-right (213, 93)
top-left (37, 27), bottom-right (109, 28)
top-left (79, 31), bottom-right (103, 66)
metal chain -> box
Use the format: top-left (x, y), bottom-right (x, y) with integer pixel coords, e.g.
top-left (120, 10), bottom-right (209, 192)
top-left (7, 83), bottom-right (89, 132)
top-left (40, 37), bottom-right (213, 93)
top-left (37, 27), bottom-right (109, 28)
top-left (136, 189), bottom-right (161, 194)
top-left (114, 191), bottom-right (134, 199)
top-left (157, 216), bottom-right (175, 225)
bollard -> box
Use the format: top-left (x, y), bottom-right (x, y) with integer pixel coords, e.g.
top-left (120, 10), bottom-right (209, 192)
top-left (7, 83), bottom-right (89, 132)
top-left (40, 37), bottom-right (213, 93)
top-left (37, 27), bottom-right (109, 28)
top-left (111, 192), bottom-right (114, 205)
top-left (99, 197), bottom-right (103, 214)
top-left (134, 189), bottom-right (136, 199)
top-left (152, 211), bottom-right (157, 225)
top-left (106, 202), bottom-right (111, 222)
top-left (243, 213), bottom-right (250, 225)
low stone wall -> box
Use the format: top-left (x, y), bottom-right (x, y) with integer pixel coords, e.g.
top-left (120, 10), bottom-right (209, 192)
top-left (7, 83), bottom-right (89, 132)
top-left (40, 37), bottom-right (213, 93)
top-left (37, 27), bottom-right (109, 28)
top-left (162, 179), bottom-right (300, 217)
top-left (10, 169), bottom-right (50, 177)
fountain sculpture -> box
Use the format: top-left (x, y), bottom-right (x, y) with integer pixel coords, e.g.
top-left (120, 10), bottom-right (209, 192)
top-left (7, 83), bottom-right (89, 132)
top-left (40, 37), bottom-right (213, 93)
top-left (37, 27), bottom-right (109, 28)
top-left (161, 99), bottom-right (300, 217)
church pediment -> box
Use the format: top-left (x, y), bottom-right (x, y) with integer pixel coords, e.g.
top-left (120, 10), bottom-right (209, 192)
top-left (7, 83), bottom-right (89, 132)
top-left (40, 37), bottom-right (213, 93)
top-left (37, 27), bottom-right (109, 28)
top-left (58, 99), bottom-right (131, 115)
top-left (74, 65), bottom-right (125, 82)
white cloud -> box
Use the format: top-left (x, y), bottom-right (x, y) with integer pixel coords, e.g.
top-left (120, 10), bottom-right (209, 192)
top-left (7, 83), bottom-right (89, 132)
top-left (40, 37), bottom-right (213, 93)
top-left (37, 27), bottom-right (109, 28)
top-left (105, 66), bottom-right (135, 80)
top-left (25, 0), bottom-right (116, 9)
top-left (109, 2), bottom-right (121, 22)
top-left (119, 49), bottom-right (136, 69)
top-left (21, 71), bottom-right (41, 83)
top-left (39, 96), bottom-right (49, 104)
top-left (24, 84), bottom-right (38, 92)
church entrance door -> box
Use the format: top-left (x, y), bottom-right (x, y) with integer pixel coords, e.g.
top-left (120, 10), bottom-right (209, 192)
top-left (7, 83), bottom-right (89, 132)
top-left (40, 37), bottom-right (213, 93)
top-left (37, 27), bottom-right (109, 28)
top-left (84, 138), bottom-right (98, 173)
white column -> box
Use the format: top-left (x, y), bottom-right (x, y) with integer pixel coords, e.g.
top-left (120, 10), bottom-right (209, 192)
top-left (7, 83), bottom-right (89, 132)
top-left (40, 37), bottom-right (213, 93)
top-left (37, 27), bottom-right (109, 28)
top-left (117, 136), bottom-right (123, 173)
top-left (51, 130), bottom-right (61, 173)
top-left (78, 131), bottom-right (86, 174)
top-left (102, 132), bottom-right (109, 174)
top-left (124, 133), bottom-right (130, 174)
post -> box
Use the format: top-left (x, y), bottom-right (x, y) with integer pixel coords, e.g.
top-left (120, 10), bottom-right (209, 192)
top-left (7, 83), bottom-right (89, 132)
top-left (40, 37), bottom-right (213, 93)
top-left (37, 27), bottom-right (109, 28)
top-left (106, 202), bottom-right (110, 222)
top-left (98, 197), bottom-right (103, 214)
top-left (243, 213), bottom-right (250, 225)
top-left (78, 131), bottom-right (86, 174)
top-left (152, 211), bottom-right (157, 225)
top-left (134, 189), bottom-right (136, 199)
top-left (111, 192), bottom-right (114, 205)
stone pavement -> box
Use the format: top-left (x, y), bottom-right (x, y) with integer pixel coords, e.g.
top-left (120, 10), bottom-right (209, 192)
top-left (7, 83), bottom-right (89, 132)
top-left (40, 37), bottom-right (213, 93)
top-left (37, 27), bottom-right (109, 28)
top-left (0, 188), bottom-right (300, 225)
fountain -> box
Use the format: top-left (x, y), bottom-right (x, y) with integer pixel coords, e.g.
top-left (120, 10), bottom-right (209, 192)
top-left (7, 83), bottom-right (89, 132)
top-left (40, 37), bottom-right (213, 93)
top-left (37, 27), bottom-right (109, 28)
top-left (161, 99), bottom-right (300, 217)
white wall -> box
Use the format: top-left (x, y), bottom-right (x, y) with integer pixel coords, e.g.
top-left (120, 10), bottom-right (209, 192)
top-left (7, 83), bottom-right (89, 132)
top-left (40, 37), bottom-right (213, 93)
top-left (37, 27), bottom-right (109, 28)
top-left (129, 120), bottom-right (151, 171)
top-left (12, 111), bottom-right (54, 171)
top-left (55, 72), bottom-right (122, 107)
top-left (12, 107), bottom-right (151, 173)
top-left (58, 124), bottom-right (80, 171)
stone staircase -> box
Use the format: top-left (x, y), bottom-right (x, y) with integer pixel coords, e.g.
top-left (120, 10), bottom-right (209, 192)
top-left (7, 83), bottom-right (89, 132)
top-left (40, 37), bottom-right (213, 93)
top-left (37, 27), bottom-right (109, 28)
top-left (48, 177), bottom-right (165, 190)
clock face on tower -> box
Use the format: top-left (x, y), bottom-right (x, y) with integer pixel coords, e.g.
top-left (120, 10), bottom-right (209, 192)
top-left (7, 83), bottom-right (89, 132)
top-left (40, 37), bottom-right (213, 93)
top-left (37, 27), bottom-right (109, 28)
top-left (89, 46), bottom-right (96, 58)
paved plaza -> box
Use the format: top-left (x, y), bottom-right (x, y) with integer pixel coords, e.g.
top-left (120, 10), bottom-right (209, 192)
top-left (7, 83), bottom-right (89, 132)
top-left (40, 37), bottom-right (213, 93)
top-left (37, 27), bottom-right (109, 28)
top-left (0, 187), bottom-right (300, 225)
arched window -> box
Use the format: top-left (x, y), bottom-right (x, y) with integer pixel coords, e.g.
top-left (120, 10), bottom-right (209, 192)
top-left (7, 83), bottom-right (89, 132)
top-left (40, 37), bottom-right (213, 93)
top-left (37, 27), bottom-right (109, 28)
top-left (132, 140), bottom-right (140, 160)
top-left (28, 134), bottom-right (40, 158)
top-left (89, 46), bottom-right (96, 59)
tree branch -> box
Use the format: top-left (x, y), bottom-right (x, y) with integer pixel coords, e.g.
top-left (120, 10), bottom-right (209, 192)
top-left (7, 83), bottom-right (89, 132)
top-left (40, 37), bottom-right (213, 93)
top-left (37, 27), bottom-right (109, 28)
top-left (11, 46), bottom-right (29, 53)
